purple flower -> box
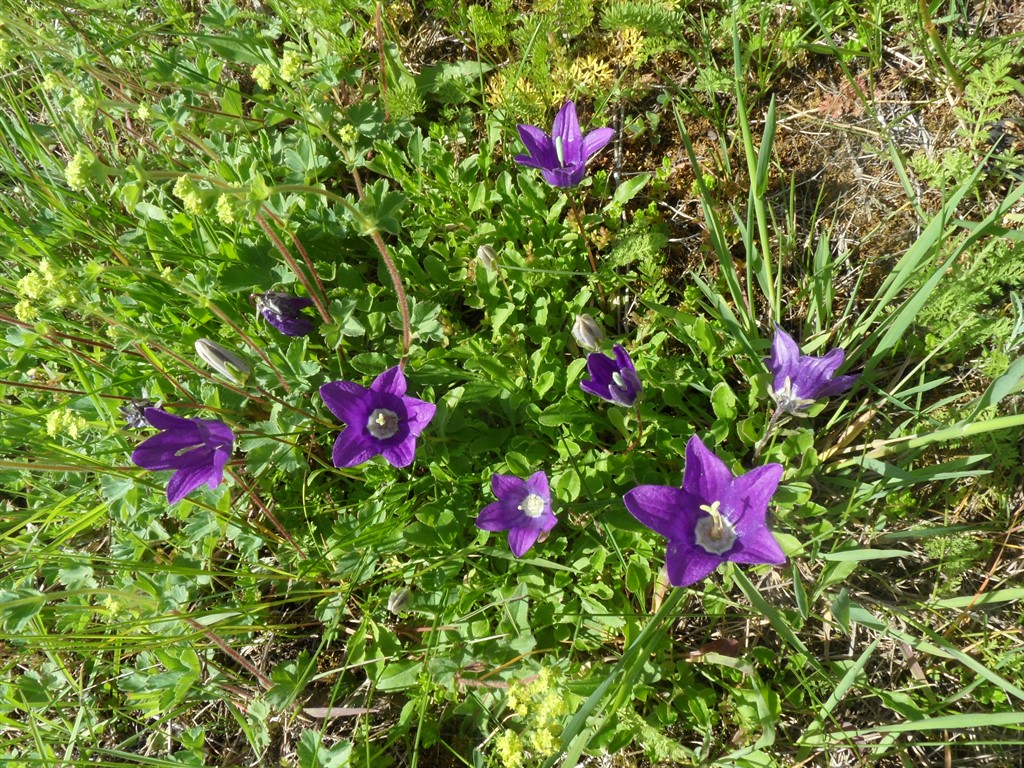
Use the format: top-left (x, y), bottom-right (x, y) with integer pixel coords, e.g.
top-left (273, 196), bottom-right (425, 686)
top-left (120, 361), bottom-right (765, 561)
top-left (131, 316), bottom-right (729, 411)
top-left (131, 408), bottom-right (234, 504)
top-left (319, 367), bottom-right (436, 468)
top-left (255, 291), bottom-right (315, 337)
top-left (766, 325), bottom-right (858, 415)
top-left (514, 101), bottom-right (615, 188)
top-left (475, 471), bottom-right (557, 557)
top-left (623, 435), bottom-right (785, 587)
top-left (580, 344), bottom-right (642, 407)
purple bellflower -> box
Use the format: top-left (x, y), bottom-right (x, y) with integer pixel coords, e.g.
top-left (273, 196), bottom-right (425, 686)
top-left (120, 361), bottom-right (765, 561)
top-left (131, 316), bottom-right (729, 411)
top-left (766, 325), bottom-right (858, 415)
top-left (131, 408), bottom-right (234, 504)
top-left (255, 291), bottom-right (315, 337)
top-left (623, 435), bottom-right (785, 587)
top-left (319, 366), bottom-right (436, 469)
top-left (475, 471), bottom-right (557, 557)
top-left (580, 344), bottom-right (642, 407)
top-left (514, 101), bottom-right (615, 188)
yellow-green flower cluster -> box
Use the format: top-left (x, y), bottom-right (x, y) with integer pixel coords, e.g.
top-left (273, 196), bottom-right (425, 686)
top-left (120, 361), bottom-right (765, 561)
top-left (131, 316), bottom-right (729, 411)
top-left (72, 93), bottom-right (92, 123)
top-left (65, 147), bottom-right (94, 191)
top-left (15, 259), bottom-right (63, 322)
top-left (172, 176), bottom-right (204, 216)
top-left (494, 668), bottom-right (571, 768)
top-left (252, 63), bottom-right (273, 90)
top-left (280, 50), bottom-right (302, 82)
top-left (46, 408), bottom-right (88, 439)
top-left (215, 194), bottom-right (236, 225)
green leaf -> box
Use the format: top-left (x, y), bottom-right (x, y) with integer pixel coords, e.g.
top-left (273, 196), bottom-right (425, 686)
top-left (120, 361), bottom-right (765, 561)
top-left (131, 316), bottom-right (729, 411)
top-left (0, 588), bottom-right (44, 631)
top-left (609, 173), bottom-right (651, 208)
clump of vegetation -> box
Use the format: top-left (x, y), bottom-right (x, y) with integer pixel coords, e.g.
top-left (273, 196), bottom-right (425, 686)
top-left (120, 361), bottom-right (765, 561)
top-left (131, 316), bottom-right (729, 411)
top-left (2, 1), bottom-right (1024, 767)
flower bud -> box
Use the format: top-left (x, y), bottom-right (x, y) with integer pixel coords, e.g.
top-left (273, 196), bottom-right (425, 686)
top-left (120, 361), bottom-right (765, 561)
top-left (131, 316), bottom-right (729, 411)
top-left (476, 244), bottom-right (498, 272)
top-left (120, 398), bottom-right (156, 429)
top-left (387, 587), bottom-right (411, 614)
top-left (195, 339), bottom-right (251, 385)
top-left (571, 313), bottom-right (604, 351)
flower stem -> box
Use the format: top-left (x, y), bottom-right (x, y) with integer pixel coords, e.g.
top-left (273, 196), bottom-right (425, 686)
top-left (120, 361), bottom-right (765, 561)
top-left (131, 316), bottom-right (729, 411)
top-left (263, 208), bottom-right (329, 312)
top-left (568, 191), bottom-right (607, 309)
top-left (229, 469), bottom-right (307, 560)
top-left (627, 405), bottom-right (645, 452)
top-left (753, 408), bottom-right (788, 461)
top-left (255, 213), bottom-right (332, 324)
top-left (370, 229), bottom-right (412, 364)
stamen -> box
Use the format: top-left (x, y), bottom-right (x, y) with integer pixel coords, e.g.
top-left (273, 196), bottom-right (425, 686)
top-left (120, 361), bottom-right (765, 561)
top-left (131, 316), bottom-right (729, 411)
top-left (694, 500), bottom-right (737, 555)
top-left (366, 408), bottom-right (400, 440)
top-left (518, 493), bottom-right (546, 519)
top-left (555, 136), bottom-right (565, 167)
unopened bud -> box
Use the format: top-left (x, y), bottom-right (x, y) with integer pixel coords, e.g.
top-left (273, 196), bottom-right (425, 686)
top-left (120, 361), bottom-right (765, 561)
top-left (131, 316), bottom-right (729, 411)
top-left (571, 314), bottom-right (604, 351)
top-left (387, 587), bottom-right (411, 614)
top-left (195, 339), bottom-right (251, 385)
top-left (476, 244), bottom-right (498, 272)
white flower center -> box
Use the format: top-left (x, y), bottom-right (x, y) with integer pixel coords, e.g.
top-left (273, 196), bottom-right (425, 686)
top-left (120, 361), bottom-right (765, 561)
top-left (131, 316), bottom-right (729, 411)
top-left (612, 371), bottom-right (625, 389)
top-left (772, 376), bottom-right (815, 416)
top-left (366, 408), bottom-right (399, 440)
top-left (554, 135), bottom-right (565, 167)
top-left (518, 493), bottom-right (546, 519)
top-left (694, 500), bottom-right (737, 555)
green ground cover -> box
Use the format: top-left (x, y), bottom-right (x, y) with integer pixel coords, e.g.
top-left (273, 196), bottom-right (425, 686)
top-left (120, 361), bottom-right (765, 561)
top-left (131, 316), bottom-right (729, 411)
top-left (1, 0), bottom-right (1024, 766)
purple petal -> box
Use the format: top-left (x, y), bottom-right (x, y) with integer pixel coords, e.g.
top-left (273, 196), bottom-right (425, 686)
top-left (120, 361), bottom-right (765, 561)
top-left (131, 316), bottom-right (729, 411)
top-left (767, 325), bottom-right (801, 386)
top-left (541, 164), bottom-right (586, 188)
top-left (682, 435), bottom-right (733, 503)
top-left (492, 473), bottom-right (527, 501)
top-left (132, 431), bottom-right (205, 471)
top-left (525, 470), bottom-right (550, 501)
top-left (581, 127), bottom-right (615, 163)
top-left (728, 527), bottom-right (786, 566)
top-left (202, 420), bottom-right (235, 448)
top-left (623, 485), bottom-right (696, 541)
top-left (166, 463), bottom-right (219, 504)
top-left (143, 408), bottom-right (193, 431)
top-left (508, 526), bottom-right (542, 557)
top-left (516, 124), bottom-right (558, 168)
top-left (580, 351), bottom-right (617, 400)
top-left (331, 427), bottom-right (378, 468)
top-left (475, 499), bottom-right (526, 532)
top-left (320, 380), bottom-right (371, 425)
top-left (381, 436), bottom-right (417, 468)
top-left (265, 310), bottom-right (314, 337)
top-left (725, 463), bottom-right (784, 535)
top-left (816, 372), bottom-right (859, 398)
top-left (210, 444), bottom-right (232, 478)
top-left (513, 153), bottom-right (546, 170)
top-left (402, 398), bottom-right (436, 436)
top-left (537, 508), bottom-right (558, 533)
top-left (372, 367), bottom-right (407, 397)
top-left (551, 101), bottom-right (583, 166)
top-left (665, 540), bottom-right (722, 587)
top-left (612, 345), bottom-right (637, 375)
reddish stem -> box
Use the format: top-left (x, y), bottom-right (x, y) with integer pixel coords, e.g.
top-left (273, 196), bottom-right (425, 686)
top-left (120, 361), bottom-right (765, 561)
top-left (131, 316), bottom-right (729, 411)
top-left (255, 213), bottom-right (332, 324)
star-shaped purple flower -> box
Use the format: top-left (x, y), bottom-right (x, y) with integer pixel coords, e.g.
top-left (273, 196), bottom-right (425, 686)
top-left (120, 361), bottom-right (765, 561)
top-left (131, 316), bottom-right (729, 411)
top-left (514, 101), bottom-right (615, 188)
top-left (131, 408), bottom-right (234, 504)
top-left (319, 366), bottom-right (436, 468)
top-left (255, 291), bottom-right (315, 337)
top-left (766, 325), bottom-right (858, 415)
top-left (475, 471), bottom-right (557, 557)
top-left (623, 435), bottom-right (785, 587)
top-left (580, 344), bottom-right (642, 407)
